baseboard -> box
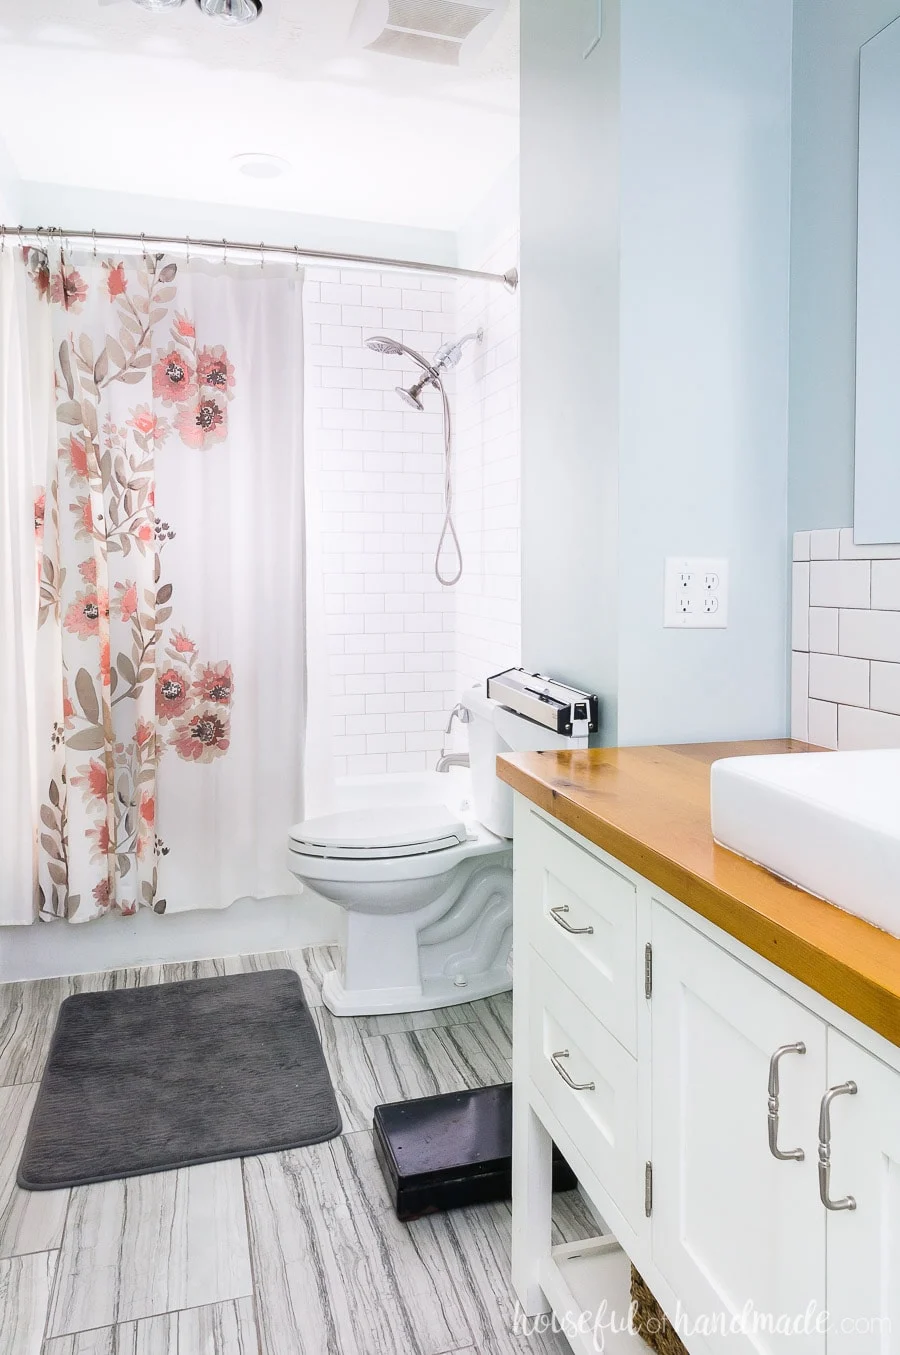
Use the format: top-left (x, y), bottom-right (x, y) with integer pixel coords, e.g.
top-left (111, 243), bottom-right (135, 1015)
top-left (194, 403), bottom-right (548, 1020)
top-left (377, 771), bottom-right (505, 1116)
top-left (0, 893), bottom-right (341, 984)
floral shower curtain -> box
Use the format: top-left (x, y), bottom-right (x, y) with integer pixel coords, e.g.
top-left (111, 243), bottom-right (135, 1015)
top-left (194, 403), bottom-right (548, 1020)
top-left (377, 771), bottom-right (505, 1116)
top-left (0, 244), bottom-right (306, 924)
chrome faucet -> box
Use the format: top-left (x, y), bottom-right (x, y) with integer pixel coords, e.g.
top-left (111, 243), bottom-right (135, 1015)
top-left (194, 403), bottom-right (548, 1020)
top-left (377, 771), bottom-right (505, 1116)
top-left (436, 702), bottom-right (471, 773)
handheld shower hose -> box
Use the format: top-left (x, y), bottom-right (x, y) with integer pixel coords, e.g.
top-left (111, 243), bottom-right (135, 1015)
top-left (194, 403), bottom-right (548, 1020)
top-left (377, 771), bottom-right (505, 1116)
top-left (364, 329), bottom-right (482, 587)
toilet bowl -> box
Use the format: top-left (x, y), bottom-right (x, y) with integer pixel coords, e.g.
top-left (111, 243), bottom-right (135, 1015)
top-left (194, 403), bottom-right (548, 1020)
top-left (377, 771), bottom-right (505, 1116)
top-left (287, 684), bottom-right (587, 1017)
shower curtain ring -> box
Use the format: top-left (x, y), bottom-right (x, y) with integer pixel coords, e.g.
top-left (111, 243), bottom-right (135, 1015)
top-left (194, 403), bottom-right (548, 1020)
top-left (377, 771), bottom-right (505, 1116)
top-left (260, 242), bottom-right (265, 270)
top-left (294, 244), bottom-right (300, 273)
top-left (92, 228), bottom-right (97, 259)
top-left (222, 237), bottom-right (227, 266)
top-left (186, 234), bottom-right (191, 264)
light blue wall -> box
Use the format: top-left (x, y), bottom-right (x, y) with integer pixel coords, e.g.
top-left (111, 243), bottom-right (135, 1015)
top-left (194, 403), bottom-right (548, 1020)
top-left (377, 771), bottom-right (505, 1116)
top-left (789, 0), bottom-right (900, 535)
top-left (616, 0), bottom-right (793, 745)
top-left (520, 0), bottom-right (793, 746)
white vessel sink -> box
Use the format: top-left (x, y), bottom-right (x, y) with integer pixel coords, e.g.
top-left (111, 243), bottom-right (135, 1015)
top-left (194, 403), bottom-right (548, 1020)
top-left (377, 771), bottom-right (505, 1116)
top-left (710, 749), bottom-right (900, 937)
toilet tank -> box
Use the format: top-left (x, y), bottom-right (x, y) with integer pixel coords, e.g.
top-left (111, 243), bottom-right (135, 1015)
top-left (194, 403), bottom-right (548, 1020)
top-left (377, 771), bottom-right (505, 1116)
top-left (459, 685), bottom-right (589, 839)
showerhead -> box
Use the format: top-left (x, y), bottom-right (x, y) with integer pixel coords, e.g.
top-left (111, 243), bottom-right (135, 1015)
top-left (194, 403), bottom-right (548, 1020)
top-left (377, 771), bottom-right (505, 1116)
top-left (365, 335), bottom-right (406, 356)
top-left (396, 385), bottom-right (425, 411)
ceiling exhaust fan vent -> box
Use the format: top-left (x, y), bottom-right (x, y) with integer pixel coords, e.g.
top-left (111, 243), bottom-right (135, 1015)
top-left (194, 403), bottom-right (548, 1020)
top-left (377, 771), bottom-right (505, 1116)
top-left (352, 0), bottom-right (506, 67)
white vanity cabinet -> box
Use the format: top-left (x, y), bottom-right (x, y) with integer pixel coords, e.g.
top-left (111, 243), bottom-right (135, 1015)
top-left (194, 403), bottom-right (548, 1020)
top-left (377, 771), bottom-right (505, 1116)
top-left (511, 797), bottom-right (900, 1355)
top-left (650, 902), bottom-right (827, 1355)
top-left (823, 1030), bottom-right (900, 1351)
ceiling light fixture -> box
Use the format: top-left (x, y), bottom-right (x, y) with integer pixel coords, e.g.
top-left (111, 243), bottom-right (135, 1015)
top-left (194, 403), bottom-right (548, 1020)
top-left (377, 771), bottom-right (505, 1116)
top-left (231, 152), bottom-right (291, 179)
top-left (196, 0), bottom-right (262, 23)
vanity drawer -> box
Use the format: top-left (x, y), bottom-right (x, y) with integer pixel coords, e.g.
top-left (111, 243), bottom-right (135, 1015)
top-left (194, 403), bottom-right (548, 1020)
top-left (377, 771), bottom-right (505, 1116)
top-left (527, 949), bottom-right (641, 1233)
top-left (518, 810), bottom-right (638, 1054)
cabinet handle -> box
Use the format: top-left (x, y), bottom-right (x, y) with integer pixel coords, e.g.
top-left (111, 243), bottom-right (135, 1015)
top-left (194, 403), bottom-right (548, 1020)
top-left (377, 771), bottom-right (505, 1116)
top-left (549, 904), bottom-right (594, 936)
top-left (767, 1042), bottom-right (807, 1161)
top-left (818, 1081), bottom-right (857, 1211)
top-left (551, 1049), bottom-right (595, 1092)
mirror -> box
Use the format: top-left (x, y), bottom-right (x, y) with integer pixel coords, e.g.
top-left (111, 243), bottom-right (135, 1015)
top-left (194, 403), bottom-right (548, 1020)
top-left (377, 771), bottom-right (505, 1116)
top-left (855, 16), bottom-right (900, 544)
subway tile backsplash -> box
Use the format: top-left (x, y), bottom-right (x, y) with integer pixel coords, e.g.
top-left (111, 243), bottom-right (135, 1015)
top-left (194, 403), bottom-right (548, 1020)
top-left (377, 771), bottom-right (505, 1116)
top-left (793, 530), bottom-right (900, 749)
top-left (305, 231), bottom-right (521, 776)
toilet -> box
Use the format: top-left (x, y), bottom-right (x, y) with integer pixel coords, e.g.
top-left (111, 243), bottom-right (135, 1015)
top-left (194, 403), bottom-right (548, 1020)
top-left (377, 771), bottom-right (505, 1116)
top-left (287, 684), bottom-right (588, 1017)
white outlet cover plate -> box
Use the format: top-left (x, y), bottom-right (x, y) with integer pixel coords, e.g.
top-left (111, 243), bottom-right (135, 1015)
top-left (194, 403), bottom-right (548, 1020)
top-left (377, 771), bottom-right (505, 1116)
top-left (664, 557), bottom-right (729, 628)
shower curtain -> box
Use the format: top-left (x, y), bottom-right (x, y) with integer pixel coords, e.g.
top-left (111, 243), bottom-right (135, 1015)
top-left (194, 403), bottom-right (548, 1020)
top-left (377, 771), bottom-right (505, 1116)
top-left (0, 244), bottom-right (306, 924)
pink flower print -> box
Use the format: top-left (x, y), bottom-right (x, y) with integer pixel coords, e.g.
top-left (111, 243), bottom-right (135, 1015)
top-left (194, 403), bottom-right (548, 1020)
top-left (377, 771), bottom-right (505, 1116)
top-left (152, 349), bottom-right (197, 406)
top-left (50, 267), bottom-right (88, 313)
top-left (193, 661), bottom-right (233, 705)
top-left (34, 490), bottom-right (45, 540)
top-left (72, 758), bottom-right (108, 804)
top-left (87, 820), bottom-right (111, 864)
top-left (174, 312), bottom-right (195, 339)
top-left (128, 405), bottom-right (170, 444)
top-left (114, 580), bottom-right (139, 623)
top-left (65, 433), bottom-right (90, 480)
top-left (140, 793), bottom-right (155, 826)
top-left (105, 262), bottom-right (127, 298)
top-left (171, 629), bottom-right (195, 655)
top-left (137, 523), bottom-right (153, 543)
top-left (100, 635), bottom-right (111, 687)
top-left (63, 587), bottom-right (107, 639)
top-left (62, 677), bottom-right (75, 726)
top-left (175, 396), bottom-right (227, 449)
top-left (78, 558), bottom-right (98, 584)
top-left (134, 720), bottom-right (154, 749)
top-left (72, 496), bottom-right (97, 540)
top-left (92, 878), bottom-right (111, 909)
top-left (171, 710), bottom-right (230, 763)
top-left (156, 667), bottom-right (191, 722)
top-left (197, 345), bottom-right (235, 394)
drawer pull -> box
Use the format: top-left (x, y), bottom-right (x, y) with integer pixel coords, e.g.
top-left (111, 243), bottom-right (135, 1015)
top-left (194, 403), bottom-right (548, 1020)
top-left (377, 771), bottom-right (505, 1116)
top-left (549, 904), bottom-right (594, 936)
top-left (818, 1081), bottom-right (857, 1212)
top-left (550, 1049), bottom-right (595, 1092)
top-left (767, 1042), bottom-right (806, 1161)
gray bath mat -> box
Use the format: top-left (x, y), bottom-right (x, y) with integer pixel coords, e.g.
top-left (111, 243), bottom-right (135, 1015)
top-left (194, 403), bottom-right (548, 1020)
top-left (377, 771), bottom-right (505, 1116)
top-left (18, 969), bottom-right (341, 1190)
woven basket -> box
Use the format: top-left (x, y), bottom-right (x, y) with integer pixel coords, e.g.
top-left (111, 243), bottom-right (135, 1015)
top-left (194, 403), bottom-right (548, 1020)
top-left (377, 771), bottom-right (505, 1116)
top-left (630, 1267), bottom-right (689, 1355)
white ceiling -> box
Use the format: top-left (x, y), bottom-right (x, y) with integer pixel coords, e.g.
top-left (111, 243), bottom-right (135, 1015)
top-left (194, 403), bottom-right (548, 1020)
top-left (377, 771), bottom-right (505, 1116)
top-left (0, 0), bottom-right (518, 231)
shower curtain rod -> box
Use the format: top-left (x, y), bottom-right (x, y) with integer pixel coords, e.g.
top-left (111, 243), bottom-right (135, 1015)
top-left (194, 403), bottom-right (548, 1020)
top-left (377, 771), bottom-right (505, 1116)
top-left (4, 225), bottom-right (519, 291)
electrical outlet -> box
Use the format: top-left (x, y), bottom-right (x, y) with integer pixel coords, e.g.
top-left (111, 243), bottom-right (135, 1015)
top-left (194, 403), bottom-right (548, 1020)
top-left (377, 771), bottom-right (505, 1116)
top-left (664, 557), bottom-right (728, 628)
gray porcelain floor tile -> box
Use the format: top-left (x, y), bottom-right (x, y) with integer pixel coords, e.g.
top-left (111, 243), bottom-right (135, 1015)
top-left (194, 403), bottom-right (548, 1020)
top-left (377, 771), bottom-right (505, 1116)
top-left (42, 1296), bottom-right (258, 1355)
top-left (356, 1005), bottom-right (480, 1039)
top-left (0, 1249), bottom-right (58, 1355)
top-left (550, 1190), bottom-right (601, 1246)
top-left (47, 1161), bottom-right (252, 1337)
top-left (365, 1023), bottom-right (510, 1107)
top-left (244, 1133), bottom-right (474, 1355)
top-left (407, 1203), bottom-right (574, 1355)
top-left (311, 1007), bottom-right (385, 1132)
top-left (0, 978), bottom-right (69, 1087)
top-left (358, 990), bottom-right (513, 1044)
top-left (288, 944), bottom-right (341, 1006)
top-left (0, 1083), bottom-right (69, 1259)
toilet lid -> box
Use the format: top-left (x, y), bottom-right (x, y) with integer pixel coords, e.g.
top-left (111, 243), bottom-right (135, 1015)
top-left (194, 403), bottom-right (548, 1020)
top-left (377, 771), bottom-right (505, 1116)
top-left (288, 804), bottom-right (468, 860)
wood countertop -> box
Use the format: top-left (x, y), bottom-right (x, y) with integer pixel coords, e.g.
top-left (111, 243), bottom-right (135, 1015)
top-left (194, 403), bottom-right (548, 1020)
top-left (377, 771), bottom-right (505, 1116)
top-left (498, 739), bottom-right (900, 1048)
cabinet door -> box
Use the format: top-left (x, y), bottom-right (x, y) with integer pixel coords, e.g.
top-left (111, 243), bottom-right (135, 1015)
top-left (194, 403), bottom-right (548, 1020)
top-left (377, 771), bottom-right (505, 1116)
top-left (824, 1029), bottom-right (900, 1353)
top-left (651, 902), bottom-right (826, 1355)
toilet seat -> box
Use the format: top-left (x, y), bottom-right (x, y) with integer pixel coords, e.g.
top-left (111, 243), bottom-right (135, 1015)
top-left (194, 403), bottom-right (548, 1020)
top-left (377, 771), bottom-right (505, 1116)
top-left (289, 804), bottom-right (468, 861)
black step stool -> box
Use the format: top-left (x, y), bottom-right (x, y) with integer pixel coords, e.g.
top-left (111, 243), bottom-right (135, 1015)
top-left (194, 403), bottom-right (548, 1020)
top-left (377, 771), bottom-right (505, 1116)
top-left (373, 1082), bottom-right (577, 1222)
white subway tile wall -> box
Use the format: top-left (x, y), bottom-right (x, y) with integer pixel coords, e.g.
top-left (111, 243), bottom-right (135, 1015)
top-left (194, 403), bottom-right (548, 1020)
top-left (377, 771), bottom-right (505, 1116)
top-left (453, 227), bottom-right (522, 691)
top-left (305, 242), bottom-right (520, 777)
top-left (792, 530), bottom-right (900, 750)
